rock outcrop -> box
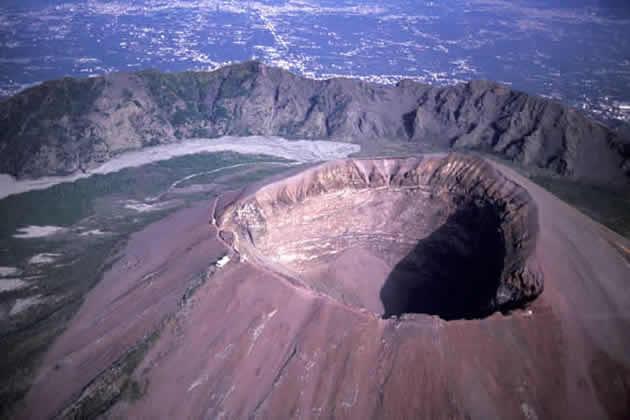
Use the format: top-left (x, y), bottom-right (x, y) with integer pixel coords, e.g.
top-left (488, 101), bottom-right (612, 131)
top-left (1, 61), bottom-right (628, 185)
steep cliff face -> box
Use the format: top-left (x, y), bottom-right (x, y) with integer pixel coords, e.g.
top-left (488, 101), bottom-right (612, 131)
top-left (1, 61), bottom-right (628, 184)
top-left (407, 81), bottom-right (630, 183)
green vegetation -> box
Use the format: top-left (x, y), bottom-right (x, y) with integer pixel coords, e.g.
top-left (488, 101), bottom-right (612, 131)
top-left (138, 71), bottom-right (225, 127)
top-left (139, 71), bottom-right (180, 110)
top-left (47, 77), bottom-right (105, 118)
top-left (0, 237), bottom-right (125, 417)
top-left (192, 127), bottom-right (213, 137)
top-left (140, 71), bottom-right (210, 107)
top-left (175, 163), bottom-right (290, 189)
top-left (0, 151), bottom-right (295, 418)
top-left (476, 150), bottom-right (630, 239)
top-left (531, 176), bottom-right (630, 238)
top-left (212, 104), bottom-right (230, 121)
top-left (122, 88), bottom-right (133, 101)
top-left (0, 62), bottom-right (259, 177)
top-left (170, 102), bottom-right (206, 126)
top-left (56, 330), bottom-right (160, 419)
top-left (219, 63), bottom-right (256, 99)
top-left (220, 77), bottom-right (250, 98)
top-left (137, 67), bottom-right (253, 127)
top-left (125, 379), bottom-right (146, 402)
top-left (0, 152), bottom-right (283, 239)
top-left (171, 107), bottom-right (191, 125)
top-left (0, 77), bottom-right (106, 175)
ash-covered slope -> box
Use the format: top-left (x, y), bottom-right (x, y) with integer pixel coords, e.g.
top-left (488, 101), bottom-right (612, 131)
top-left (1, 61), bottom-right (628, 185)
top-left (18, 154), bottom-right (630, 420)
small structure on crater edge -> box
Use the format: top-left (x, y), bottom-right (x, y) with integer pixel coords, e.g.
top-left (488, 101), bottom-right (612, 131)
top-left (215, 255), bottom-right (230, 269)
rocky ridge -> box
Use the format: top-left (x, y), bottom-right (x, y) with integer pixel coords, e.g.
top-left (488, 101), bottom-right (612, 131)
top-left (0, 61), bottom-right (628, 185)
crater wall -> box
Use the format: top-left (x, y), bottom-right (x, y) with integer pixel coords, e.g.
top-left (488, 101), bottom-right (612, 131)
top-left (218, 154), bottom-right (543, 319)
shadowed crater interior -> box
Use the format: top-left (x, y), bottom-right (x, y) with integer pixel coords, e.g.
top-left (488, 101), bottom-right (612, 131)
top-left (380, 200), bottom-right (505, 320)
top-left (218, 154), bottom-right (543, 320)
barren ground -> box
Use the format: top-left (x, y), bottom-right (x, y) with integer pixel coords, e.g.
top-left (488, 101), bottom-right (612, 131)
top-left (17, 154), bottom-right (630, 419)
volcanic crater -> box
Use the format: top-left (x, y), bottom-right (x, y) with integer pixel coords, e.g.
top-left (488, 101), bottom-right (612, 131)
top-left (218, 154), bottom-right (543, 320)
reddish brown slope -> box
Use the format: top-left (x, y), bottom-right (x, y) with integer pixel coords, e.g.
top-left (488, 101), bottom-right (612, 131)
top-left (18, 154), bottom-right (630, 420)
